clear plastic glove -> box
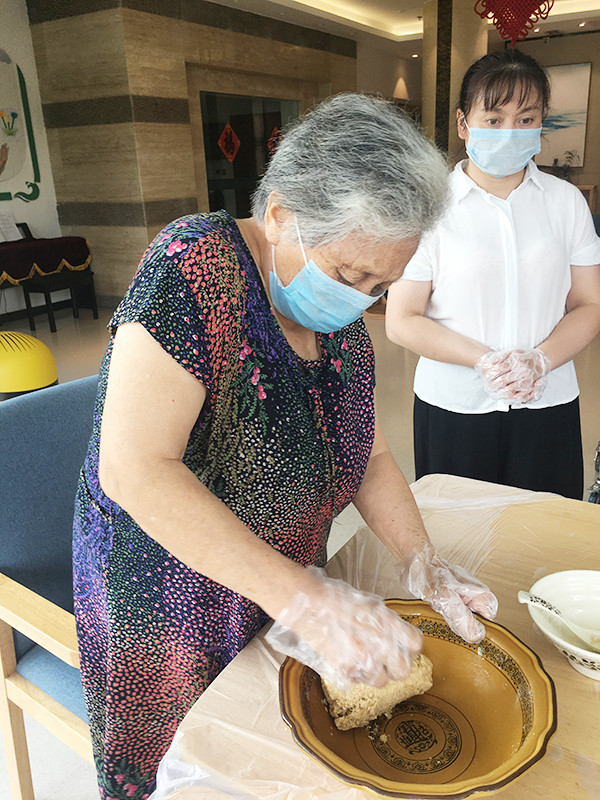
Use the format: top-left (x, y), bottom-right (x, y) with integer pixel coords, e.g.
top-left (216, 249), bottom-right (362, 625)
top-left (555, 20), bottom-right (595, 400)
top-left (475, 348), bottom-right (551, 405)
top-left (265, 566), bottom-right (423, 691)
top-left (399, 542), bottom-right (498, 643)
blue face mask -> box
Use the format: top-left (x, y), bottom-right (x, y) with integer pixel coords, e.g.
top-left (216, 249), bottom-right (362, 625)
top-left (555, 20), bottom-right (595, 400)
top-left (268, 219), bottom-right (382, 333)
top-left (464, 120), bottom-right (542, 179)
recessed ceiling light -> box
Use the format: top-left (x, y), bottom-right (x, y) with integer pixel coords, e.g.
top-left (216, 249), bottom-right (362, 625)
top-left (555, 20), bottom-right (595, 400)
top-left (534, 27), bottom-right (540, 31)
top-left (579, 21), bottom-right (586, 26)
top-left (411, 53), bottom-right (419, 58)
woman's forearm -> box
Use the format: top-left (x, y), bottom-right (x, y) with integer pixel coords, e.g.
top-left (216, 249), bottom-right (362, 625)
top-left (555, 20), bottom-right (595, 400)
top-left (102, 458), bottom-right (313, 621)
top-left (386, 314), bottom-right (489, 367)
top-left (352, 448), bottom-right (429, 561)
top-left (538, 303), bottom-right (600, 369)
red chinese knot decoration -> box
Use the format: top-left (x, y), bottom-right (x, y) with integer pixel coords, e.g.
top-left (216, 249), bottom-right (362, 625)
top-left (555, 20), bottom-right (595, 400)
top-left (474, 0), bottom-right (553, 45)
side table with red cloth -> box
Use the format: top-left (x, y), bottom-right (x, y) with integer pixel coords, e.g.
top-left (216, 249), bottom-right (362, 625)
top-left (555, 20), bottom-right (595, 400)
top-left (0, 236), bottom-right (96, 333)
top-left (0, 236), bottom-right (91, 286)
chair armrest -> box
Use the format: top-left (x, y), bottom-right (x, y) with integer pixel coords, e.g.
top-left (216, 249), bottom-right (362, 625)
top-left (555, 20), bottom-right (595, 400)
top-left (0, 573), bottom-right (80, 667)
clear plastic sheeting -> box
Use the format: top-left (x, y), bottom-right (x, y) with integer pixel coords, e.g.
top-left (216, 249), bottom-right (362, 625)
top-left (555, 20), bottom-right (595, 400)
top-left (149, 474), bottom-right (600, 800)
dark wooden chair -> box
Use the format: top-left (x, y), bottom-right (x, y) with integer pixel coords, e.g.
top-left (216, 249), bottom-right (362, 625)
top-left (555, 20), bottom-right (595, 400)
top-left (22, 268), bottom-right (99, 333)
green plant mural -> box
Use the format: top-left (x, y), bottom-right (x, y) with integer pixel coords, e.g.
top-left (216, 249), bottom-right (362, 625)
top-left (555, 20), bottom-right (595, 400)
top-left (0, 49), bottom-right (40, 202)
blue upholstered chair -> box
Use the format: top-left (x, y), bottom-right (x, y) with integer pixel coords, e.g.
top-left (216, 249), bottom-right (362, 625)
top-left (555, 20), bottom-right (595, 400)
top-left (0, 375), bottom-right (98, 800)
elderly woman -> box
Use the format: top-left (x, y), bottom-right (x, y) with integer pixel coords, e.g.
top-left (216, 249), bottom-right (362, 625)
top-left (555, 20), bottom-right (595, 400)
top-left (73, 93), bottom-right (497, 800)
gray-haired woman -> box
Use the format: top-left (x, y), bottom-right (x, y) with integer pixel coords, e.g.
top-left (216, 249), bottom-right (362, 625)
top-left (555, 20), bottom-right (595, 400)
top-left (73, 93), bottom-right (497, 800)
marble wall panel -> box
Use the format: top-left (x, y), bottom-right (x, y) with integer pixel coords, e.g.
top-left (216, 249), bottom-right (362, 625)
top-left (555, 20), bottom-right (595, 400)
top-left (185, 64), bottom-right (321, 109)
top-left (328, 54), bottom-right (359, 95)
top-left (49, 124), bottom-right (142, 204)
top-left (134, 123), bottom-right (196, 202)
top-left (121, 9), bottom-right (187, 99)
top-left (146, 223), bottom-right (165, 245)
top-left (143, 199), bottom-right (198, 229)
top-left (181, 21), bottom-right (343, 87)
top-left (31, 10), bottom-right (129, 103)
top-left (59, 202), bottom-right (144, 228)
top-left (121, 8), bottom-right (343, 100)
top-left (60, 223), bottom-right (152, 299)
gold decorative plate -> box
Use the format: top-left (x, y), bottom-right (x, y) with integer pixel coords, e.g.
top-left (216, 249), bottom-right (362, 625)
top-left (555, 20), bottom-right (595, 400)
top-left (279, 600), bottom-right (556, 798)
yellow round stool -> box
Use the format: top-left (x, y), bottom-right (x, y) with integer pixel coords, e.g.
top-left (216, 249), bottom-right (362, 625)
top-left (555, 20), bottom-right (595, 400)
top-left (0, 331), bottom-right (58, 400)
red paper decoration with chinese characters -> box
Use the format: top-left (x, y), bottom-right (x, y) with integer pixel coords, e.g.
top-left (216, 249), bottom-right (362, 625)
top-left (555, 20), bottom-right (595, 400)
top-left (474, 0), bottom-right (553, 45)
top-left (267, 126), bottom-right (282, 155)
top-left (218, 122), bottom-right (240, 163)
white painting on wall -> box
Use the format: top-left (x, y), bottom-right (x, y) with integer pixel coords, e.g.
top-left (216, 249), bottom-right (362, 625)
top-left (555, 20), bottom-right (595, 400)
top-left (538, 62), bottom-right (591, 168)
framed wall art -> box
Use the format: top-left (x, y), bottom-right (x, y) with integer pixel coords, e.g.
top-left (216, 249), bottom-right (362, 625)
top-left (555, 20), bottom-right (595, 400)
top-left (538, 62), bottom-right (591, 169)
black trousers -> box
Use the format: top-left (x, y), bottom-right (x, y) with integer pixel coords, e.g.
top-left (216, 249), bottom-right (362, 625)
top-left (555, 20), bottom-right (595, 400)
top-left (413, 395), bottom-right (584, 500)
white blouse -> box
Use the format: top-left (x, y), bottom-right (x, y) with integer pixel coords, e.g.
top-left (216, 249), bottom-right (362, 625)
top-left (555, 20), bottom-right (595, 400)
top-left (397, 160), bottom-right (600, 414)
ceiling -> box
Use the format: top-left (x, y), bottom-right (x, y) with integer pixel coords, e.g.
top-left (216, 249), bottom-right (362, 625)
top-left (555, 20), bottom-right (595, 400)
top-left (205, 0), bottom-right (600, 50)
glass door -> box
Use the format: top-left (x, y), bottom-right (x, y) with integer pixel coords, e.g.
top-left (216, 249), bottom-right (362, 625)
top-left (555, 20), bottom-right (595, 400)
top-left (200, 91), bottom-right (299, 217)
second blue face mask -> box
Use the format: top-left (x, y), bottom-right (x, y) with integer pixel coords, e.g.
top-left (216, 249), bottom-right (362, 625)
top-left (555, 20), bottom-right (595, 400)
top-left (268, 219), bottom-right (382, 334)
top-left (464, 121), bottom-right (542, 179)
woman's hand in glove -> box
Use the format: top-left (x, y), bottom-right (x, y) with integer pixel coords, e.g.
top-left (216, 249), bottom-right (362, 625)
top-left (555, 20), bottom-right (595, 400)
top-left (398, 542), bottom-right (498, 643)
top-left (475, 348), bottom-right (551, 404)
top-left (265, 566), bottom-right (423, 691)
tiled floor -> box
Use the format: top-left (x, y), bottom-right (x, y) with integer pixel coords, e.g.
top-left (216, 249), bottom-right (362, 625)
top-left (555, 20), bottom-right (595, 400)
top-left (1, 305), bottom-right (599, 799)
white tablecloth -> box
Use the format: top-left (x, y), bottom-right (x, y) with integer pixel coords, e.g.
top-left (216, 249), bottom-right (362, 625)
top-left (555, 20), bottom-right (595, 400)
top-left (149, 475), bottom-right (600, 800)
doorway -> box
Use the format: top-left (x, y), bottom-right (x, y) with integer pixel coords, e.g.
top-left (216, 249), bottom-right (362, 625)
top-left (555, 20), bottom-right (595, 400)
top-left (200, 91), bottom-right (299, 217)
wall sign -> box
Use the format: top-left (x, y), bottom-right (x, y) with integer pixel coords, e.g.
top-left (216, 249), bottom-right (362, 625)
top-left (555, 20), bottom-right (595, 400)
top-left (0, 48), bottom-right (40, 202)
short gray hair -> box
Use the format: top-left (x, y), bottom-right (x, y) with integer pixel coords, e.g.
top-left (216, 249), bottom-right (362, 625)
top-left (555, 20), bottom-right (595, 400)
top-left (251, 93), bottom-right (449, 247)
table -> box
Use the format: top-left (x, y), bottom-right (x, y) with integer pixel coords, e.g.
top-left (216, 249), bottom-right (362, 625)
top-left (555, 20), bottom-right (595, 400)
top-left (0, 236), bottom-right (91, 286)
top-left (149, 474), bottom-right (600, 800)
top-left (0, 236), bottom-right (96, 332)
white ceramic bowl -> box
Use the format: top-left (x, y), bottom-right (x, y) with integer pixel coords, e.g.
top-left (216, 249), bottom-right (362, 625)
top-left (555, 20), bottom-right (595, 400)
top-left (527, 570), bottom-right (600, 680)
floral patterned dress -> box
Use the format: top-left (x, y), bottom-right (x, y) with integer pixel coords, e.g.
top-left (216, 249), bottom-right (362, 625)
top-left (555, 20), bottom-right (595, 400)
top-left (73, 211), bottom-right (377, 800)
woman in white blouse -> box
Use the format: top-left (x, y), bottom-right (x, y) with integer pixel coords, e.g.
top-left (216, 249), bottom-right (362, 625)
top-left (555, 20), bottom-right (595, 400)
top-left (386, 49), bottom-right (600, 499)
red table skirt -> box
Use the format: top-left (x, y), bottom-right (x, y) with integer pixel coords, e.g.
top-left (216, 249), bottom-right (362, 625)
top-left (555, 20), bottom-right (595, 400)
top-left (0, 237), bottom-right (91, 286)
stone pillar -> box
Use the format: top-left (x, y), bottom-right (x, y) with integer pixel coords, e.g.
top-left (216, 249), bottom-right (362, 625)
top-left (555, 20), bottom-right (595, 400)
top-left (422, 0), bottom-right (488, 156)
top-left (421, 0), bottom-right (440, 145)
